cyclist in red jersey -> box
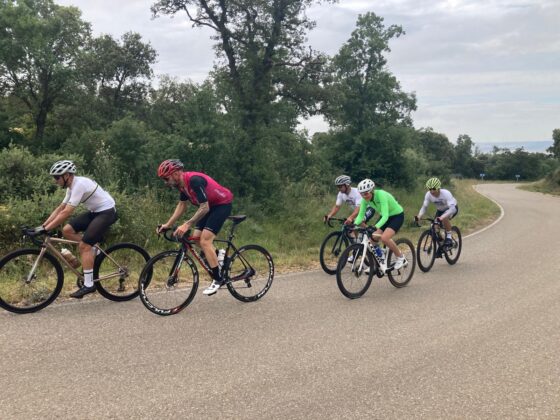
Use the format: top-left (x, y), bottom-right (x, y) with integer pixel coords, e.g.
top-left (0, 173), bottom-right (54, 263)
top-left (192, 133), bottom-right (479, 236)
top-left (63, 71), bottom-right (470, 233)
top-left (157, 159), bottom-right (233, 296)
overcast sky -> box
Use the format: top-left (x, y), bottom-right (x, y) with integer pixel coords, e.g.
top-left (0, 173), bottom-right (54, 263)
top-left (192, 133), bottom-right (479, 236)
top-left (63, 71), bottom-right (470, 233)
top-left (56, 0), bottom-right (560, 143)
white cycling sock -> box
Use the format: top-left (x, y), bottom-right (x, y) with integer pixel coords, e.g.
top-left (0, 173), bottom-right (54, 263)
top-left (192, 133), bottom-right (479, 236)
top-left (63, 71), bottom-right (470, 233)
top-left (84, 269), bottom-right (94, 287)
top-left (446, 231), bottom-right (452, 238)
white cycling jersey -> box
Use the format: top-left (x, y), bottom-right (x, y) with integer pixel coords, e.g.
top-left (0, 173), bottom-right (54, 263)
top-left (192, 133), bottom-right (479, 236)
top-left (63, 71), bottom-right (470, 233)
top-left (335, 187), bottom-right (362, 209)
top-left (418, 188), bottom-right (457, 219)
top-left (63, 176), bottom-right (115, 213)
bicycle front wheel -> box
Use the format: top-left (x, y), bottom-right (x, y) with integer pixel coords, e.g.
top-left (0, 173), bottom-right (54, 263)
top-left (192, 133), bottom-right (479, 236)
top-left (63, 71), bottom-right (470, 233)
top-left (336, 243), bottom-right (374, 299)
top-left (93, 243), bottom-right (150, 301)
top-left (417, 230), bottom-right (436, 273)
top-left (226, 245), bottom-right (274, 302)
top-left (139, 251), bottom-right (199, 316)
top-left (387, 238), bottom-right (416, 288)
top-left (444, 226), bottom-right (462, 265)
top-left (319, 231), bottom-right (349, 275)
top-left (0, 249), bottom-right (64, 314)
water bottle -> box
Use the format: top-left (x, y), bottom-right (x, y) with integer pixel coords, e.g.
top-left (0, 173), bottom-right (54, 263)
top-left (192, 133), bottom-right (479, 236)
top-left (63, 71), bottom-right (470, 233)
top-left (217, 248), bottom-right (226, 269)
top-left (61, 248), bottom-right (80, 269)
top-left (374, 245), bottom-right (384, 261)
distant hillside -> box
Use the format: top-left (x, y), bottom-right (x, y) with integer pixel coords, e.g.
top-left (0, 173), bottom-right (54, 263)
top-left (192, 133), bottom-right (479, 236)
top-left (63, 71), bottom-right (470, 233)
top-left (475, 141), bottom-right (552, 154)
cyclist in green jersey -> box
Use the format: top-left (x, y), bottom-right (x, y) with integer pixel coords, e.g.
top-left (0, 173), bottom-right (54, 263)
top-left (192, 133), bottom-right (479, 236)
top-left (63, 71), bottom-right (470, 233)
top-left (355, 178), bottom-right (407, 270)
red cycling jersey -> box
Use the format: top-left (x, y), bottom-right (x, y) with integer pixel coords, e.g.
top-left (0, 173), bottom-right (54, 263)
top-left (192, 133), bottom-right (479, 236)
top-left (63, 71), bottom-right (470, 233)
top-left (180, 172), bottom-right (233, 206)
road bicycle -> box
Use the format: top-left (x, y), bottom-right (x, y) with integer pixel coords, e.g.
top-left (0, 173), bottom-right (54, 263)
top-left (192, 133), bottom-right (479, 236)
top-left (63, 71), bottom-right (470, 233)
top-left (139, 215), bottom-right (274, 316)
top-left (415, 217), bottom-right (462, 272)
top-left (336, 226), bottom-right (416, 299)
top-left (0, 228), bottom-right (150, 314)
top-left (319, 217), bottom-right (355, 275)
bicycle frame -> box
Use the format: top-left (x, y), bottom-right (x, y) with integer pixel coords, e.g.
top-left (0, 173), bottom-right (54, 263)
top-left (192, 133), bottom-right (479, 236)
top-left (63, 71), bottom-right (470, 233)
top-left (25, 234), bottom-right (123, 283)
top-left (350, 227), bottom-right (390, 276)
top-left (163, 218), bottom-right (253, 283)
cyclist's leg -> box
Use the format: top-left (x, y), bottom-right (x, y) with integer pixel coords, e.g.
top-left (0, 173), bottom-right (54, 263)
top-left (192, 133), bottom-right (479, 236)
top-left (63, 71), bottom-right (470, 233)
top-left (380, 213), bottom-right (405, 257)
top-left (71, 209), bottom-right (116, 297)
top-left (62, 211), bottom-right (91, 242)
top-left (80, 208), bottom-right (117, 268)
top-left (200, 204), bottom-right (232, 295)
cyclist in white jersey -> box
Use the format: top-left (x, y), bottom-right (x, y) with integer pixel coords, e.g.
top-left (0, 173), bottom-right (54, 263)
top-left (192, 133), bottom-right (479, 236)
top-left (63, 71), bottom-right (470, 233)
top-left (415, 177), bottom-right (458, 247)
top-left (324, 175), bottom-right (374, 226)
top-left (36, 160), bottom-right (117, 298)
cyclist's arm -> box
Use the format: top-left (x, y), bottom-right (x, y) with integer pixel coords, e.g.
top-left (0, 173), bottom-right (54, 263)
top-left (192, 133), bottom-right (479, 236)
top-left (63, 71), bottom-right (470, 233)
top-left (186, 202), bottom-right (209, 226)
top-left (347, 206), bottom-right (360, 223)
top-left (185, 176), bottom-right (210, 226)
top-left (43, 203), bottom-right (66, 226)
top-left (164, 201), bottom-right (188, 227)
top-left (43, 204), bottom-right (75, 231)
top-left (354, 200), bottom-right (367, 225)
top-left (374, 194), bottom-right (389, 229)
top-left (417, 192), bottom-right (430, 218)
top-left (327, 204), bottom-right (341, 218)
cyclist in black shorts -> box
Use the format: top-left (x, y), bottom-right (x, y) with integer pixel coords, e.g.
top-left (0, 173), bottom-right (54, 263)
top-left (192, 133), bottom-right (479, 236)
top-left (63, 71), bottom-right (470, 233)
top-left (156, 159), bottom-right (234, 296)
top-left (37, 160), bottom-right (117, 298)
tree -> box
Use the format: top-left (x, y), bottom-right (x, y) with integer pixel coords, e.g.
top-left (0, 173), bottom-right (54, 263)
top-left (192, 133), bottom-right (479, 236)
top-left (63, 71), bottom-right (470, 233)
top-left (314, 12), bottom-right (418, 188)
top-left (151, 0), bottom-right (335, 199)
top-left (453, 134), bottom-right (476, 177)
top-left (547, 128), bottom-right (560, 159)
top-left (325, 12), bottom-right (416, 132)
top-left (82, 32), bottom-right (157, 118)
top-left (152, 0), bottom-right (332, 127)
top-left (0, 0), bottom-right (91, 143)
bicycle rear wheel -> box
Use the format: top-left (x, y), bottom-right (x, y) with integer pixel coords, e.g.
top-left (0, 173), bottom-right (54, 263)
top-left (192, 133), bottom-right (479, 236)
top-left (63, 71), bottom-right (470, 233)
top-left (336, 243), bottom-right (374, 299)
top-left (226, 245), bottom-right (274, 302)
top-left (0, 249), bottom-right (63, 314)
top-left (94, 243), bottom-right (150, 301)
top-left (387, 238), bottom-right (416, 288)
top-left (417, 230), bottom-right (436, 273)
top-left (139, 250), bottom-right (198, 316)
top-left (319, 231), bottom-right (349, 275)
top-left (444, 226), bottom-right (462, 265)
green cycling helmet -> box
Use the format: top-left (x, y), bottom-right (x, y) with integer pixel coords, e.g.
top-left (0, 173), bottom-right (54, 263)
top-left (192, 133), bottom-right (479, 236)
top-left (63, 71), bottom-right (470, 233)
top-left (426, 177), bottom-right (442, 190)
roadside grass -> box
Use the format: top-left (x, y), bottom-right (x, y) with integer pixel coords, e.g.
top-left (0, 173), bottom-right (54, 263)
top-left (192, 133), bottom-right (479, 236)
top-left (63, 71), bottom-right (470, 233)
top-left (519, 179), bottom-right (560, 196)
top-left (0, 178), bottom-right (502, 304)
top-left (246, 178), bottom-right (501, 273)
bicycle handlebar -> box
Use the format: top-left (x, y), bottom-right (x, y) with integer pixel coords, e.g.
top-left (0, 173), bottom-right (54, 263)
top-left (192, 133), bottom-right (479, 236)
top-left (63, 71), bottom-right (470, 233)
top-left (21, 226), bottom-right (53, 246)
top-left (325, 217), bottom-right (350, 228)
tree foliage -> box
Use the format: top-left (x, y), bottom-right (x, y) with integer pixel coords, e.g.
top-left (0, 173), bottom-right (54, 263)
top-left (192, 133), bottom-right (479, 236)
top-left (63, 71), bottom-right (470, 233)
top-left (0, 0), bottom-right (91, 143)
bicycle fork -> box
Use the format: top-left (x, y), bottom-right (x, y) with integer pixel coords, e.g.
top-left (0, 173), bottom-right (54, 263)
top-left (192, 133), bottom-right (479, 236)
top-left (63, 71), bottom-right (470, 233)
top-left (26, 247), bottom-right (48, 284)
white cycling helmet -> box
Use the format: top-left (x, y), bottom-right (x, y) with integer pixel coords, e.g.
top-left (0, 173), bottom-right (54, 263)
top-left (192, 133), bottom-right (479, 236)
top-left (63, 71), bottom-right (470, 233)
top-left (357, 178), bottom-right (375, 193)
top-left (50, 160), bottom-right (77, 176)
top-left (334, 175), bottom-right (351, 186)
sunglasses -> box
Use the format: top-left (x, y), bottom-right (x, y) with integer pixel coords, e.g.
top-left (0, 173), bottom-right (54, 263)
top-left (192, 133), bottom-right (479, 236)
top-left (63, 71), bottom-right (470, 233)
top-left (429, 188), bottom-right (438, 191)
top-left (161, 176), bottom-right (170, 182)
top-left (53, 175), bottom-right (62, 180)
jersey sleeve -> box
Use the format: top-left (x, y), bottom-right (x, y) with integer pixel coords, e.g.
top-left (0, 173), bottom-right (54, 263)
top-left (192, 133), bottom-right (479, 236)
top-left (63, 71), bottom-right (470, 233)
top-left (354, 199), bottom-right (368, 225)
top-left (335, 192), bottom-right (343, 207)
top-left (64, 181), bottom-right (88, 207)
top-left (418, 192), bottom-right (430, 218)
top-left (189, 176), bottom-right (208, 204)
top-left (374, 192), bottom-right (390, 229)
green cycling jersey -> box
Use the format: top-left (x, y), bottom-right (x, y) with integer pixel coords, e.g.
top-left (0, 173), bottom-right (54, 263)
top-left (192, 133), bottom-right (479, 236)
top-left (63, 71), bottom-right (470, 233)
top-left (355, 189), bottom-right (404, 228)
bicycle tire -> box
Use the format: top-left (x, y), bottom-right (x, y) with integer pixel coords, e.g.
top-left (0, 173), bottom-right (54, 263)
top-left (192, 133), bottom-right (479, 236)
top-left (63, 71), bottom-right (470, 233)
top-left (319, 231), bottom-right (349, 275)
top-left (336, 243), bottom-right (374, 299)
top-left (417, 230), bottom-right (436, 273)
top-left (139, 250), bottom-right (199, 316)
top-left (93, 243), bottom-right (150, 302)
top-left (444, 226), bottom-right (462, 265)
top-left (387, 238), bottom-right (416, 288)
top-left (226, 244), bottom-right (274, 302)
top-left (0, 249), bottom-right (64, 314)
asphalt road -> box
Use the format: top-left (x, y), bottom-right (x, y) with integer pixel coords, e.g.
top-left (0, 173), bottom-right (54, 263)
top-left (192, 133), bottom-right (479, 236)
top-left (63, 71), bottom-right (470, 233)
top-left (1, 183), bottom-right (559, 419)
